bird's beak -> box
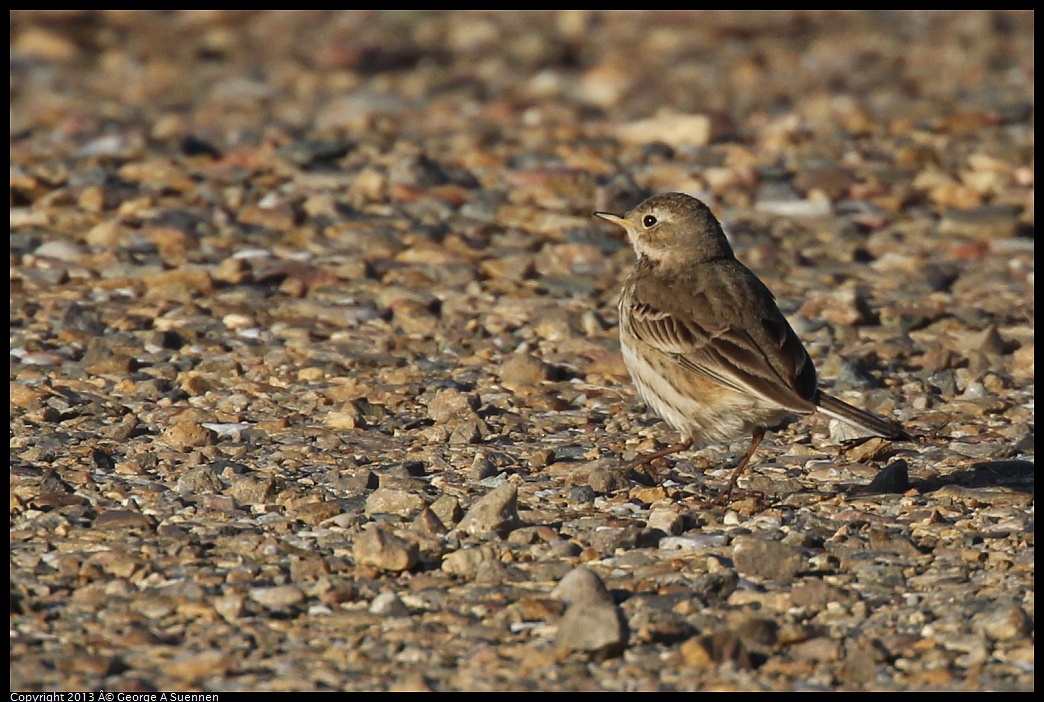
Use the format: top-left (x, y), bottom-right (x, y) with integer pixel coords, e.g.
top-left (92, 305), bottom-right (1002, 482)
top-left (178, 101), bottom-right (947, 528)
top-left (593, 211), bottom-right (627, 226)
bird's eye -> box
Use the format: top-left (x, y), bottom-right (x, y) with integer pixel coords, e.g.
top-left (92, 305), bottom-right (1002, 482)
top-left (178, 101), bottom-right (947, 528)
top-left (642, 215), bottom-right (657, 228)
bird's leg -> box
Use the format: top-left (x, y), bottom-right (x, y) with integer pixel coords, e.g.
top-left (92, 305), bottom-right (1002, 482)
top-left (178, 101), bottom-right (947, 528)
top-left (622, 437), bottom-right (693, 483)
top-left (715, 426), bottom-right (766, 504)
top-left (625, 437), bottom-right (694, 467)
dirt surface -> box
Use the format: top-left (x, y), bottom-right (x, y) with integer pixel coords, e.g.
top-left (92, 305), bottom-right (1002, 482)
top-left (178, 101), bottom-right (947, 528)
top-left (10, 11), bottom-right (1034, 691)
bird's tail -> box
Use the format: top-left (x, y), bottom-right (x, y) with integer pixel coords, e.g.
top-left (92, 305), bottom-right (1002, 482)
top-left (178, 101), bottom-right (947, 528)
top-left (815, 392), bottom-right (911, 440)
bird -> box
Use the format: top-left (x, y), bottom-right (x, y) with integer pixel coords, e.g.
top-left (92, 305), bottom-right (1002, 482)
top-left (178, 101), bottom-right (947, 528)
top-left (594, 192), bottom-right (910, 502)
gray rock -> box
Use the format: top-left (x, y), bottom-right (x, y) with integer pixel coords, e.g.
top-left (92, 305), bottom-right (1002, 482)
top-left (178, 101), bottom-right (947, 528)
top-left (551, 567), bottom-right (614, 607)
top-left (554, 600), bottom-right (628, 659)
top-left (249, 584), bottom-right (306, 610)
top-left (369, 590), bottom-right (410, 616)
top-left (733, 536), bottom-right (807, 583)
top-left (458, 482), bottom-right (522, 537)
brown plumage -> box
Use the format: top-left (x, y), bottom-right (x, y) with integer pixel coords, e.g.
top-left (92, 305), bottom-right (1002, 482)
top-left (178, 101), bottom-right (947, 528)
top-left (595, 193), bottom-right (910, 501)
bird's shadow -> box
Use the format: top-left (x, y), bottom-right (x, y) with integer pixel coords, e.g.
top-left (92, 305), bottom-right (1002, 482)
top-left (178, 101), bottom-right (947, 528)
top-left (848, 456), bottom-right (1034, 498)
top-left (912, 459), bottom-right (1035, 495)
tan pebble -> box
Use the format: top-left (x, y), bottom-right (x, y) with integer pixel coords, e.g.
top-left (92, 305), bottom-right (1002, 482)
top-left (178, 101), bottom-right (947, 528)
top-left (616, 112), bottom-right (712, 148)
top-left (160, 420), bottom-right (216, 450)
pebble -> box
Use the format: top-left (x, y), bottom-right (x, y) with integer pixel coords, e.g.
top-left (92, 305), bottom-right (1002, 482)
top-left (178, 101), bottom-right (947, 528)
top-left (442, 545), bottom-right (499, 579)
top-left (160, 420), bottom-right (217, 450)
top-left (353, 525), bottom-right (420, 573)
top-left (554, 599), bottom-right (629, 660)
top-left (249, 585), bottom-right (306, 610)
top-left (369, 590), bottom-right (410, 616)
top-left (229, 475), bottom-right (285, 505)
top-left (93, 510), bottom-right (153, 531)
top-left (979, 605), bottom-right (1032, 641)
top-left (458, 482), bottom-right (522, 538)
top-left (732, 536), bottom-right (807, 583)
top-left (615, 113), bottom-right (712, 148)
top-left (679, 631), bottom-right (752, 670)
top-left (551, 567), bottom-right (614, 607)
top-left (365, 487), bottom-right (428, 517)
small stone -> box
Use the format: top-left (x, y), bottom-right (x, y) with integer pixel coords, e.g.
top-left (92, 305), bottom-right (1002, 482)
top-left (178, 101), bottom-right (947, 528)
top-left (388, 673), bottom-right (433, 693)
top-left (9, 384), bottom-right (45, 410)
top-left (790, 579), bottom-right (854, 610)
top-left (369, 590), bottom-right (410, 616)
top-left (365, 487), bottom-right (427, 517)
top-left (690, 570), bottom-right (739, 604)
top-left (731, 615), bottom-right (779, 650)
top-left (499, 354), bottom-right (553, 389)
top-left (567, 485), bottom-right (596, 503)
top-left (789, 636), bottom-right (839, 662)
top-left (13, 27), bottom-right (79, 62)
top-left (616, 112), bottom-right (712, 148)
top-left (551, 567), bottom-right (614, 607)
top-left (229, 475), bottom-right (285, 505)
top-left (470, 452), bottom-right (498, 480)
top-left (326, 407), bottom-right (362, 430)
top-left (480, 254), bottom-right (534, 281)
top-left (588, 464), bottom-right (630, 494)
top-left (554, 600), bottom-right (628, 659)
top-left (289, 554), bottom-right (331, 582)
top-left (799, 286), bottom-right (875, 328)
top-left (793, 163), bottom-right (855, 200)
top-left (588, 525), bottom-right (642, 555)
top-left (165, 650), bottom-right (232, 683)
top-left (527, 448), bottom-right (556, 468)
top-left (82, 338), bottom-right (137, 375)
top-left (842, 640), bottom-right (882, 685)
top-left (660, 535), bottom-right (729, 555)
top-left (458, 482), bottom-right (522, 538)
top-left (56, 654), bottom-right (118, 678)
top-left (430, 494), bottom-right (462, 527)
top-left (94, 510), bottom-right (153, 530)
top-left (213, 593), bottom-right (245, 621)
top-left (679, 630), bottom-right (751, 670)
top-left (34, 239), bottom-right (86, 262)
top-left (249, 584), bottom-right (306, 610)
top-left (843, 437), bottom-right (895, 463)
top-left (176, 466), bottom-right (224, 494)
top-left (754, 196), bottom-right (832, 218)
top-left (449, 417), bottom-right (486, 445)
top-left (732, 536), bottom-right (806, 583)
top-left (534, 242), bottom-right (608, 279)
top-left (213, 256), bottom-right (252, 285)
top-left (979, 605), bottom-right (1032, 641)
top-left (141, 268), bottom-right (214, 302)
top-left (631, 486), bottom-right (667, 503)
top-left (646, 509), bottom-right (684, 536)
top-left (160, 420), bottom-right (217, 450)
top-left (412, 506), bottom-right (447, 535)
top-left (964, 324), bottom-right (1008, 356)
top-left (427, 388), bottom-right (478, 423)
top-left (442, 545), bottom-right (498, 578)
top-left (293, 501), bottom-right (343, 526)
top-left (353, 525), bottom-right (418, 572)
top-left (938, 205), bottom-right (1023, 241)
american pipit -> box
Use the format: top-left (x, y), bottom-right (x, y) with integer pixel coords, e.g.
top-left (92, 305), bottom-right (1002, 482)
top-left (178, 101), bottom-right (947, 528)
top-left (595, 192), bottom-right (910, 502)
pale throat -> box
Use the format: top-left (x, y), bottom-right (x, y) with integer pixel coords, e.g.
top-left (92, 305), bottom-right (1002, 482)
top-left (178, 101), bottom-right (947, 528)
top-left (628, 233), bottom-right (675, 263)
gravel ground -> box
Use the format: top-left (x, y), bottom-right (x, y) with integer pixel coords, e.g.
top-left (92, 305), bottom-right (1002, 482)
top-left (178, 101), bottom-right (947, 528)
top-left (10, 10), bottom-right (1033, 692)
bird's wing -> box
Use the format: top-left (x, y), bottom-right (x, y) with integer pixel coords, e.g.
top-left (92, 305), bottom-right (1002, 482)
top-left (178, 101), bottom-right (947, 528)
top-left (623, 286), bottom-right (817, 415)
